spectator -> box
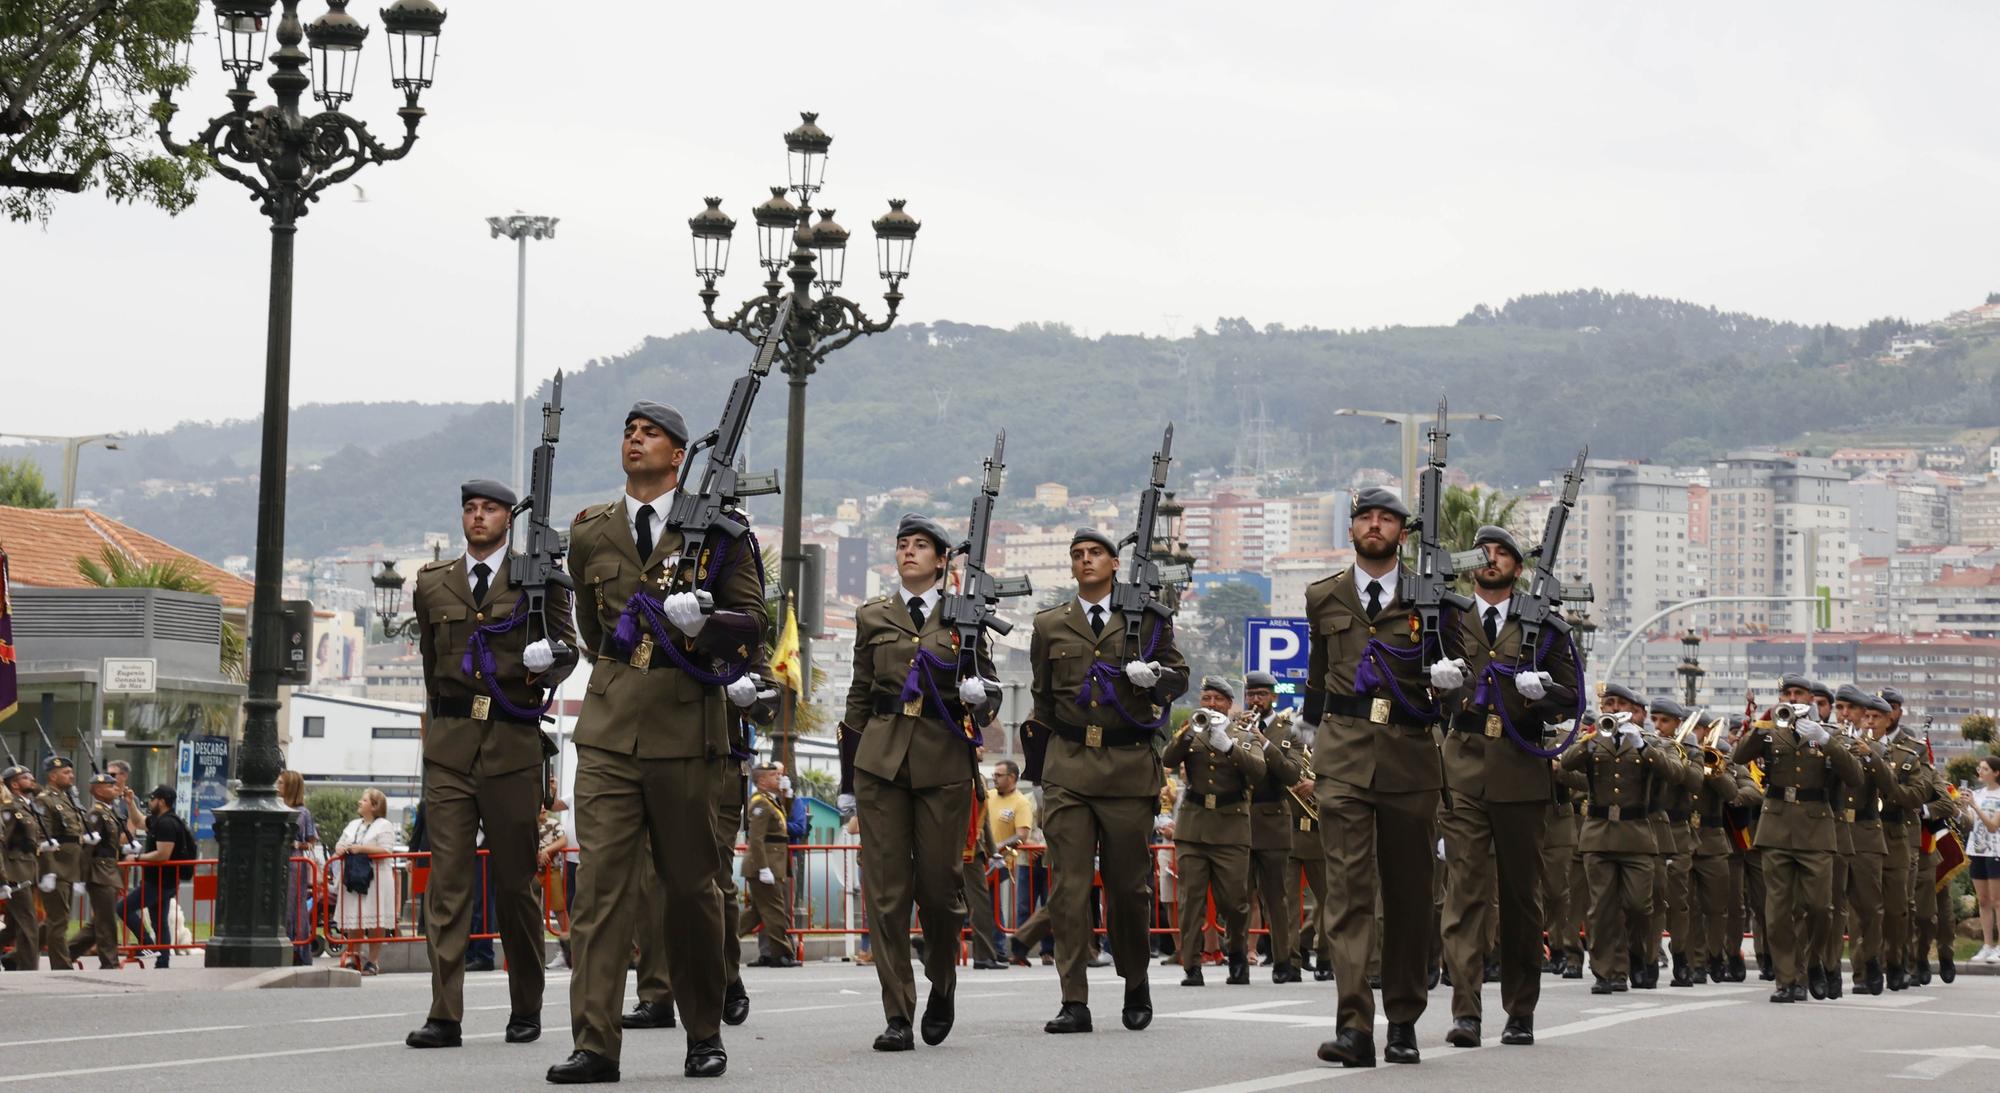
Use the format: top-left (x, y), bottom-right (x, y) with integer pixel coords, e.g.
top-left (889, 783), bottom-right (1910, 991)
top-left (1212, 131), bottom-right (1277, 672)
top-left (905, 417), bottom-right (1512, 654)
top-left (1964, 757), bottom-right (2000, 964)
top-left (1154, 779), bottom-right (1180, 961)
top-left (105, 759), bottom-right (144, 841)
top-left (985, 760), bottom-right (1035, 956)
top-left (331, 788), bottom-right (399, 975)
top-left (539, 799), bottom-right (571, 969)
top-left (278, 770), bottom-right (319, 966)
top-left (119, 786), bottom-right (190, 968)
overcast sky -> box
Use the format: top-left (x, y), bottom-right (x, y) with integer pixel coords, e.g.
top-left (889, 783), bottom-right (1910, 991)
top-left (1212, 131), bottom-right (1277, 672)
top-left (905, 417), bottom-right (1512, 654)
top-left (7, 1), bottom-right (1997, 438)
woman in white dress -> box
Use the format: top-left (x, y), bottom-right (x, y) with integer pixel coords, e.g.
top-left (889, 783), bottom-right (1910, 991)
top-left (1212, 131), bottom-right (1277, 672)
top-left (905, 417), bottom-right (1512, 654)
top-left (1962, 758), bottom-right (2000, 964)
top-left (331, 788), bottom-right (399, 975)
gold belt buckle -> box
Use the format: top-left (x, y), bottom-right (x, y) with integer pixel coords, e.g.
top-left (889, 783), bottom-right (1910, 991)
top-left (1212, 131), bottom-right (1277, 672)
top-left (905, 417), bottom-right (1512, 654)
top-left (1607, 805), bottom-right (1621, 822)
top-left (1369, 697), bottom-right (1391, 725)
top-left (1783, 787), bottom-right (1798, 803)
top-left (1204, 793), bottom-right (1217, 810)
top-left (902, 697), bottom-right (924, 717)
top-left (469, 695), bottom-right (491, 720)
top-left (1484, 713), bottom-right (1503, 739)
top-left (1691, 814), bottom-right (1703, 830)
top-left (631, 634), bottom-right (655, 671)
top-left (1299, 817), bottom-right (1312, 832)
top-left (1085, 725), bottom-right (1103, 748)
top-left (1843, 808), bottom-right (1856, 822)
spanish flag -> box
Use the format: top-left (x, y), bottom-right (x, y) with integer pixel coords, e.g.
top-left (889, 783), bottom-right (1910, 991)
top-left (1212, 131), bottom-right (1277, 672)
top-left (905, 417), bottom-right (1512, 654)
top-left (768, 593), bottom-right (804, 695)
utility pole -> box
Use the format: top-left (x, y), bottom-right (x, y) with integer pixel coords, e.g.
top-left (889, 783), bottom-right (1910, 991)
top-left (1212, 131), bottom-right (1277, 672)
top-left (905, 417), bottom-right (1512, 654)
top-left (487, 213), bottom-right (558, 502)
top-left (0, 432), bottom-right (123, 506)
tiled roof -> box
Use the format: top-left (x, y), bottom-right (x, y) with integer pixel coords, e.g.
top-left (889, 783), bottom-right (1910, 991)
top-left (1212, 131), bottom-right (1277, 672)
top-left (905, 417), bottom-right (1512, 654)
top-left (0, 506), bottom-right (253, 610)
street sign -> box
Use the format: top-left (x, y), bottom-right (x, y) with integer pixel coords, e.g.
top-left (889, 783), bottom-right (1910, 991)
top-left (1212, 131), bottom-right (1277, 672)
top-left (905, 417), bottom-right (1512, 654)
top-left (102, 657), bottom-right (157, 694)
top-left (175, 734), bottom-right (230, 842)
top-left (1243, 617), bottom-right (1311, 710)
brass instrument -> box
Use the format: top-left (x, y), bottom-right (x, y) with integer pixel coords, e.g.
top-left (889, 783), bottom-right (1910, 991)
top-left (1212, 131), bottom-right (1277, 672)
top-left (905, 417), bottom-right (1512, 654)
top-left (1700, 717), bottom-right (1731, 773)
top-left (1592, 712), bottom-right (1631, 734)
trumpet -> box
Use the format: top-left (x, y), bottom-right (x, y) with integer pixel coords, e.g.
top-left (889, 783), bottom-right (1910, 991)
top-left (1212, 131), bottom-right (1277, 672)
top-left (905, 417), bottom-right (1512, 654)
top-left (1700, 717), bottom-right (1731, 771)
top-left (1769, 703), bottom-right (1812, 730)
top-left (1593, 711), bottom-right (1632, 734)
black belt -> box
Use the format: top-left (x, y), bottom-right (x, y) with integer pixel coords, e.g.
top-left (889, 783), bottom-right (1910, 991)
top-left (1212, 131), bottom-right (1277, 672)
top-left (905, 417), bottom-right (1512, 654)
top-left (1047, 719), bottom-right (1154, 749)
top-left (1251, 787), bottom-right (1285, 804)
top-left (1763, 786), bottom-right (1828, 803)
top-left (1880, 809), bottom-right (1908, 824)
top-left (1856, 804), bottom-right (1879, 821)
top-left (431, 695), bottom-right (542, 727)
top-left (1699, 811), bottom-right (1724, 828)
top-left (1324, 692), bottom-right (1433, 729)
top-left (871, 694), bottom-right (971, 722)
top-left (51, 835), bottom-right (78, 844)
top-left (760, 835), bottom-right (788, 844)
top-left (1666, 810), bottom-right (1690, 824)
top-left (1587, 804), bottom-right (1646, 821)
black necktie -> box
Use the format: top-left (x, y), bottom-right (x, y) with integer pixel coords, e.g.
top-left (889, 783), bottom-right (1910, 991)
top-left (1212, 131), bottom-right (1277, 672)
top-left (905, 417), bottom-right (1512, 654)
top-left (1089, 605), bottom-right (1105, 636)
top-left (1484, 606), bottom-right (1499, 645)
top-left (1365, 580), bottom-right (1383, 618)
top-left (635, 503), bottom-right (655, 560)
top-left (908, 596), bottom-right (926, 630)
top-left (471, 562), bottom-right (491, 605)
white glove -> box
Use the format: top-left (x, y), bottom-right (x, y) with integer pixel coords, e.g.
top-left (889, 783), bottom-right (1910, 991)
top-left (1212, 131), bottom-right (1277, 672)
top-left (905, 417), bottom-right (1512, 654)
top-left (837, 793), bottom-right (856, 813)
top-left (1123, 660), bottom-right (1161, 689)
top-left (757, 867), bottom-right (775, 885)
top-left (988, 854), bottom-right (1005, 871)
top-left (726, 676), bottom-right (760, 708)
top-left (0, 884), bottom-right (12, 900)
top-left (959, 677), bottom-right (990, 706)
top-left (1797, 720), bottom-right (1831, 747)
top-left (1514, 671), bottom-right (1550, 701)
top-left (1617, 722), bottom-right (1646, 749)
top-left (38, 873), bottom-right (56, 893)
top-left (1429, 657), bottom-right (1470, 690)
top-left (523, 639), bottom-right (556, 672)
top-left (664, 591), bottom-right (708, 636)
top-left (123, 841), bottom-right (143, 856)
top-left (1207, 723), bottom-right (1236, 754)
top-left (778, 775), bottom-right (792, 794)
top-left (72, 881), bottom-right (84, 898)
top-left (40, 838), bottom-right (58, 851)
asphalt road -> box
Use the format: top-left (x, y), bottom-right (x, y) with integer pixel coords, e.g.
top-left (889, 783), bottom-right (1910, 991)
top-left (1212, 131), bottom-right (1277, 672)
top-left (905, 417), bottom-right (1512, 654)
top-left (5, 959), bottom-right (2000, 1090)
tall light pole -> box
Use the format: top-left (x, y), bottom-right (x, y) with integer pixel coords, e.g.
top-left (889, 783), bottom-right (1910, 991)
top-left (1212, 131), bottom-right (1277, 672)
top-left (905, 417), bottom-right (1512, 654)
top-left (1331, 407), bottom-right (1503, 499)
top-left (1785, 527), bottom-right (1823, 677)
top-left (688, 112), bottom-right (922, 745)
top-left (0, 432), bottom-right (123, 506)
top-left (158, 0), bottom-right (448, 967)
top-left (487, 213), bottom-right (557, 500)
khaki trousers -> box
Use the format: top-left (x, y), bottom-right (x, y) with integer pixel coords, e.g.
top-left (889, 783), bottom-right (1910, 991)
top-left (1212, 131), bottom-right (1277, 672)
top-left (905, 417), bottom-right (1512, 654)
top-left (69, 880), bottom-right (122, 968)
top-left (738, 871), bottom-right (790, 960)
top-left (856, 768), bottom-right (970, 1023)
top-left (568, 748), bottom-right (727, 1059)
top-left (1175, 841), bottom-right (1250, 967)
top-left (1665, 851), bottom-right (1693, 960)
top-left (1317, 781), bottom-right (1435, 1033)
top-left (1043, 786), bottom-right (1153, 1004)
top-left (1837, 849), bottom-right (1885, 970)
top-left (1584, 852), bottom-right (1652, 982)
top-left (3, 886), bottom-right (39, 969)
top-left (1687, 854), bottom-right (1730, 966)
top-left (1882, 841), bottom-right (1913, 967)
top-left (1441, 796), bottom-right (1547, 1020)
top-left (634, 861), bottom-right (671, 1005)
top-left (1539, 812), bottom-right (1578, 958)
top-left (1563, 843), bottom-right (1590, 960)
top-left (1249, 847), bottom-right (1293, 965)
top-left (1762, 846), bottom-right (1832, 990)
top-left (1290, 852), bottom-right (1330, 964)
top-left (961, 859), bottom-right (999, 964)
top-left (423, 762), bottom-right (545, 1024)
top-left (38, 845), bottom-right (77, 969)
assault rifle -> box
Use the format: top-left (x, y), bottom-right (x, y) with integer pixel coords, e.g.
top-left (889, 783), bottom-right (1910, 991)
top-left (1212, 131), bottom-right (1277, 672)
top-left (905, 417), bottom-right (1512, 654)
top-left (1109, 424), bottom-right (1190, 660)
top-left (509, 371), bottom-right (574, 657)
top-left (937, 432), bottom-right (1031, 676)
top-left (1513, 447), bottom-right (1588, 668)
top-left (1411, 399), bottom-right (1478, 661)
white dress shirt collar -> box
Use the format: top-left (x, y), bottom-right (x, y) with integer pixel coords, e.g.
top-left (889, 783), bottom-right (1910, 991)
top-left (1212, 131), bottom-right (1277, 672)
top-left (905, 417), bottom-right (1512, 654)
top-left (1353, 564), bottom-right (1399, 608)
top-left (900, 581), bottom-right (942, 619)
top-left (1077, 592), bottom-right (1112, 621)
top-left (625, 489), bottom-right (674, 545)
top-left (1475, 595), bottom-right (1512, 627)
top-left (463, 545), bottom-right (505, 593)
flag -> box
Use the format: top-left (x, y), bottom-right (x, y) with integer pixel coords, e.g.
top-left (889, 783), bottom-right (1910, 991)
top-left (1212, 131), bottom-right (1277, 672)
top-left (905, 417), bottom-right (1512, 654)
top-left (0, 548), bottom-right (17, 724)
top-left (768, 593), bottom-right (804, 695)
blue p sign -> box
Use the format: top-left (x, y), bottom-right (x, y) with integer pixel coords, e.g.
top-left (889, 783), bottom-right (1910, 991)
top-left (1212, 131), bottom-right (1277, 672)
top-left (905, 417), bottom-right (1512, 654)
top-left (1243, 617), bottom-right (1312, 710)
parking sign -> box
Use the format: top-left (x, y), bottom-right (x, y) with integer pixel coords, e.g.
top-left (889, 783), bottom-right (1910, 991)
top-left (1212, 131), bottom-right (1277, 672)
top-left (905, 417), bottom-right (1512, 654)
top-left (1243, 617), bottom-right (1311, 710)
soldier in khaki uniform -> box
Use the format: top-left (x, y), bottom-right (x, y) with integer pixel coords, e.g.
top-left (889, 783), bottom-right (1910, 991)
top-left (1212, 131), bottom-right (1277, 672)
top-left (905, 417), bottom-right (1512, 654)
top-left (550, 401), bottom-right (767, 1084)
top-left (1638, 698), bottom-right (1703, 990)
top-left (1868, 686), bottom-right (1934, 991)
top-left (1731, 693), bottom-right (1864, 1003)
top-left (1304, 488), bottom-right (1445, 1069)
top-left (1, 765), bottom-right (52, 970)
top-left (1830, 687), bottom-right (1909, 996)
top-left (1162, 699), bottom-right (1266, 986)
top-left (738, 763), bottom-right (794, 966)
top-left (1280, 709), bottom-right (1331, 982)
top-left (1543, 765), bottom-right (1586, 979)
top-left (1437, 525), bottom-right (1581, 1048)
top-left (35, 756), bottom-right (84, 969)
top-left (1561, 685), bottom-right (1684, 994)
top-left (1240, 672), bottom-right (1305, 985)
top-left (841, 513), bottom-right (998, 1052)
top-left (1023, 527), bottom-right (1187, 1036)
top-left (1686, 723), bottom-right (1758, 984)
top-left (68, 774), bottom-right (127, 968)
top-left (404, 479), bottom-right (578, 1052)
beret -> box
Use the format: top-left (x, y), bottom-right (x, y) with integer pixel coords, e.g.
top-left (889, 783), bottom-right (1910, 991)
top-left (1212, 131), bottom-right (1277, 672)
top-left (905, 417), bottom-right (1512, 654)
top-left (1857, 693), bottom-right (1892, 714)
top-left (1472, 524), bottom-right (1524, 562)
top-left (1807, 680), bottom-right (1833, 701)
top-left (1200, 676), bottom-right (1236, 699)
top-left (1070, 527), bottom-right (1118, 554)
top-left (626, 400), bottom-right (690, 447)
top-left (895, 513), bottom-right (952, 552)
top-left (1601, 682), bottom-right (1645, 708)
top-left (42, 755), bottom-right (72, 771)
top-left (89, 773), bottom-right (117, 786)
top-left (1880, 686), bottom-right (1905, 707)
top-left (1244, 670), bottom-right (1278, 690)
top-left (1649, 697), bottom-right (1690, 721)
top-left (1349, 486), bottom-right (1411, 521)
top-left (1778, 673), bottom-right (1815, 693)
top-left (1834, 683), bottom-right (1870, 706)
top-left (460, 478), bottom-right (517, 509)
top-left (0, 765), bottom-right (26, 782)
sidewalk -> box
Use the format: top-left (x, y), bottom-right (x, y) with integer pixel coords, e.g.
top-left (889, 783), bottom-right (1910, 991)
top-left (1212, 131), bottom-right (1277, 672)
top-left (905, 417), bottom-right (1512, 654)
top-left (0, 965), bottom-right (360, 994)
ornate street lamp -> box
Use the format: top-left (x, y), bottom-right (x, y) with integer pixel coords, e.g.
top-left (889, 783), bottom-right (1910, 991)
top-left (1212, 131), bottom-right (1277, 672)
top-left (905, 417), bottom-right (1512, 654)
top-left (157, 0), bottom-right (448, 967)
top-left (1678, 628), bottom-right (1705, 707)
top-left (689, 111), bottom-right (921, 743)
top-left (370, 561), bottom-right (419, 640)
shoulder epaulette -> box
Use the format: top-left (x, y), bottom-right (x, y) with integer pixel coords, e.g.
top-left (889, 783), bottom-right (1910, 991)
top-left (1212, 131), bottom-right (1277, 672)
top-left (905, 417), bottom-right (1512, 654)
top-left (1306, 569), bottom-right (1348, 592)
top-left (1035, 601), bottom-right (1068, 617)
top-left (419, 557), bottom-right (454, 572)
top-left (573, 502), bottom-right (617, 525)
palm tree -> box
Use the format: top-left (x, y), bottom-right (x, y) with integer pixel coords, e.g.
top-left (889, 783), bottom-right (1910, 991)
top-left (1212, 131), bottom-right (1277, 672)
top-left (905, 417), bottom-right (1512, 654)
top-left (75, 546), bottom-right (245, 681)
top-left (1440, 485), bottom-right (1522, 557)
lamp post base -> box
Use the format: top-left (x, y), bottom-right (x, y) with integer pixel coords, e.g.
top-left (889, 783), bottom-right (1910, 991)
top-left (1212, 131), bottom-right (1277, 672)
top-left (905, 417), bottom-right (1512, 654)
top-left (204, 794), bottom-right (298, 968)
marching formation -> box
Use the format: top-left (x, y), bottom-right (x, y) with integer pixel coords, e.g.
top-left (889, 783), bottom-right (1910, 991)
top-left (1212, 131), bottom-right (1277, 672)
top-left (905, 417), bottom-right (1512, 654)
top-left (382, 324), bottom-right (1988, 1085)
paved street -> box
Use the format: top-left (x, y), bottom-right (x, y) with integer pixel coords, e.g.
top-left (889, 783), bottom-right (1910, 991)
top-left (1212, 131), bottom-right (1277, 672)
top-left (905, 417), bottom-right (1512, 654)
top-left (5, 958), bottom-right (2000, 1090)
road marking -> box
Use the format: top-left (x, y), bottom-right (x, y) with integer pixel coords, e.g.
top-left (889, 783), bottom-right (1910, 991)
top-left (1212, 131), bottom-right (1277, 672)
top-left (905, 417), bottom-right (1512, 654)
top-left (1160, 1000), bottom-right (1370, 1029)
top-left (8, 1033), bottom-right (507, 1083)
top-left (1835, 994), bottom-right (1935, 1009)
top-left (1871, 1045), bottom-right (2000, 1081)
top-left (0, 1023), bottom-right (251, 1048)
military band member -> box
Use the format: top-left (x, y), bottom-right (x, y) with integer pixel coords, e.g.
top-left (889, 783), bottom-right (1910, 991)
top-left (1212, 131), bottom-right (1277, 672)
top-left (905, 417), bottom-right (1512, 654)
top-left (1162, 692), bottom-right (1266, 986)
top-left (35, 756), bottom-right (85, 969)
top-left (1686, 722), bottom-right (1756, 984)
top-left (1437, 525), bottom-right (1580, 1047)
top-left (1305, 488), bottom-right (1445, 1068)
top-left (1541, 767), bottom-right (1586, 980)
top-left (551, 402), bottom-right (768, 1084)
top-left (1282, 710), bottom-right (1333, 982)
top-left (1832, 687), bottom-right (1908, 996)
top-left (1730, 689), bottom-right (1863, 1003)
top-left (1884, 687), bottom-right (1955, 986)
top-left (403, 479), bottom-right (578, 1052)
top-left (1562, 684), bottom-right (1681, 995)
top-left (1721, 715), bottom-right (1768, 982)
top-left (1, 765), bottom-right (53, 970)
top-left (1870, 685), bottom-right (1937, 991)
top-left (1024, 527), bottom-right (1188, 1036)
top-left (843, 513), bottom-right (999, 1052)
top-left (1641, 698), bottom-right (1702, 990)
top-left (739, 763), bottom-right (796, 967)
top-left (68, 773), bottom-right (127, 968)
top-left (1241, 671), bottom-right (1306, 985)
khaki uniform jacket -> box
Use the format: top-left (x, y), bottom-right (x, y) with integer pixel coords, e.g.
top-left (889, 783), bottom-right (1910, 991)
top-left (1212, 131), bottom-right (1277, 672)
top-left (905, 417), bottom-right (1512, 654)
top-left (1562, 731), bottom-right (1689, 854)
top-left (1304, 565), bottom-right (1444, 794)
top-left (1029, 602), bottom-right (1188, 799)
top-left (1691, 763), bottom-right (1757, 858)
top-left (36, 787), bottom-right (85, 883)
top-left (569, 497), bottom-right (768, 760)
top-left (1442, 601), bottom-right (1581, 803)
top-left (1880, 733), bottom-right (1942, 849)
top-left (741, 790), bottom-right (790, 880)
top-left (1731, 721), bottom-right (1865, 853)
top-left (84, 800), bottom-right (123, 887)
top-left (845, 592), bottom-right (995, 790)
top-left (1, 785), bottom-right (48, 884)
top-left (414, 550), bottom-right (580, 776)
top-left (1248, 716), bottom-right (1305, 851)
top-left (1162, 715), bottom-right (1266, 846)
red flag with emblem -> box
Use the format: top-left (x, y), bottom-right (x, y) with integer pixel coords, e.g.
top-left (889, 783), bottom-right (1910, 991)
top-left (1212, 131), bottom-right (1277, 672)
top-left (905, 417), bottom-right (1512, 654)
top-left (0, 548), bottom-right (18, 724)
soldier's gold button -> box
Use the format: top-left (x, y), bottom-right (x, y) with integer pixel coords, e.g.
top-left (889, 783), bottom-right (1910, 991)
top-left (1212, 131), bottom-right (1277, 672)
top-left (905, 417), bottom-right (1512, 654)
top-left (476, 612), bottom-right (485, 621)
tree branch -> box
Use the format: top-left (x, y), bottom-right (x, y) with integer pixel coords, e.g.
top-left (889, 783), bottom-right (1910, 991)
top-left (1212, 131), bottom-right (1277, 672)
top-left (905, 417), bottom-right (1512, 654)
top-left (0, 166), bottom-right (87, 191)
